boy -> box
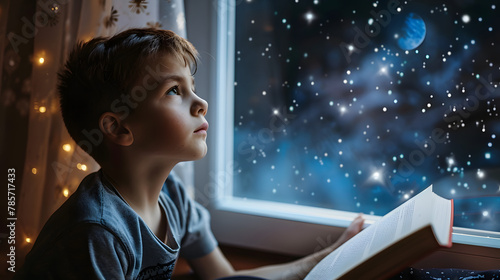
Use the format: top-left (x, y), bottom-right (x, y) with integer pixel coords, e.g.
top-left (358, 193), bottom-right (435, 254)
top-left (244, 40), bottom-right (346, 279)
top-left (16, 28), bottom-right (364, 280)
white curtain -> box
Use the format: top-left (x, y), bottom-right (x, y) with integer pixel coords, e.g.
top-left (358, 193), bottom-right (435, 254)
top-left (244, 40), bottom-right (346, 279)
top-left (17, 0), bottom-right (192, 268)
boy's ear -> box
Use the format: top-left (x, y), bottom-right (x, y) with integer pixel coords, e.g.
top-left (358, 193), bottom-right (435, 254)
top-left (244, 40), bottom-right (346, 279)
top-left (99, 113), bottom-right (134, 146)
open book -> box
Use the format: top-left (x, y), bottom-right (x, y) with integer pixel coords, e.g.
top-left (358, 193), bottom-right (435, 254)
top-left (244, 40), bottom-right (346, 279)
top-left (305, 185), bottom-right (454, 280)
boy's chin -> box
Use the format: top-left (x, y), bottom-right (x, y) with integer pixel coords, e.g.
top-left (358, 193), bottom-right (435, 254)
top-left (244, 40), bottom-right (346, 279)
top-left (196, 149), bottom-right (208, 160)
top-left (189, 147), bottom-right (208, 161)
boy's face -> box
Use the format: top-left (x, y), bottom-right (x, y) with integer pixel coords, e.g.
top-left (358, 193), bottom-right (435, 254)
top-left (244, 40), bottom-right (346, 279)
top-left (125, 53), bottom-right (208, 164)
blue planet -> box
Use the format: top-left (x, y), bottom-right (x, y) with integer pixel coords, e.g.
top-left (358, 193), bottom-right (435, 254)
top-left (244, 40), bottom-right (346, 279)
top-left (397, 13), bottom-right (426, 50)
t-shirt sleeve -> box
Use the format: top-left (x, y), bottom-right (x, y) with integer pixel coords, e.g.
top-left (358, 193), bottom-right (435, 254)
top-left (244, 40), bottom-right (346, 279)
top-left (179, 198), bottom-right (218, 259)
top-left (18, 223), bottom-right (130, 279)
top-left (166, 173), bottom-right (218, 259)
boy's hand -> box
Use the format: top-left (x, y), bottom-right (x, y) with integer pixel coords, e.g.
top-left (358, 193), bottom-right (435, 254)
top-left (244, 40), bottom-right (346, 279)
top-left (334, 214), bottom-right (365, 248)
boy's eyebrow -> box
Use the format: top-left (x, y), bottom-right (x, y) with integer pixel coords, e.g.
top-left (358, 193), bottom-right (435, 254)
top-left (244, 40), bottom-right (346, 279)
top-left (159, 74), bottom-right (195, 85)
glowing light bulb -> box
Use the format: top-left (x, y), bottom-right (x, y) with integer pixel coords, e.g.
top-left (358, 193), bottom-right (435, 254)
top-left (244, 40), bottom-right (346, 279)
top-left (77, 163), bottom-right (87, 171)
top-left (39, 106), bottom-right (47, 113)
top-left (62, 144), bottom-right (72, 152)
top-left (38, 57), bottom-right (45, 64)
top-left (32, 168), bottom-right (37, 174)
top-left (63, 188), bottom-right (69, 197)
top-left (26, 237), bottom-right (32, 243)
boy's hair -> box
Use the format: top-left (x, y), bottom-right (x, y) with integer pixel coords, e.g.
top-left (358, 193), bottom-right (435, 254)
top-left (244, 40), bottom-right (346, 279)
top-left (58, 28), bottom-right (198, 162)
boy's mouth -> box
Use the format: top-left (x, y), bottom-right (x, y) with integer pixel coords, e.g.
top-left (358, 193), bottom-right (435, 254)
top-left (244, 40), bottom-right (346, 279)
top-left (194, 122), bottom-right (209, 133)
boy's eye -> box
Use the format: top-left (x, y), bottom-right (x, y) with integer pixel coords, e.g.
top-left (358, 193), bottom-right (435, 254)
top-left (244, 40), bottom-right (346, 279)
top-left (166, 86), bottom-right (179, 96)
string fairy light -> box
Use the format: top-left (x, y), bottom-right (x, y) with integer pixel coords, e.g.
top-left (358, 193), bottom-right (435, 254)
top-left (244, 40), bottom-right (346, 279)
top-left (62, 143), bottom-right (72, 152)
top-left (76, 163), bottom-right (87, 171)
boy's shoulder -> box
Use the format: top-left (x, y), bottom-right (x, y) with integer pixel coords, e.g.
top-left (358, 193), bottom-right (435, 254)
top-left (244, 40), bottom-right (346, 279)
top-left (30, 171), bottom-right (136, 248)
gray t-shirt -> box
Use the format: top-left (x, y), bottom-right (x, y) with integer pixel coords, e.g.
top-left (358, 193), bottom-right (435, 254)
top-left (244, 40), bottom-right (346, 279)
top-left (16, 170), bottom-right (217, 279)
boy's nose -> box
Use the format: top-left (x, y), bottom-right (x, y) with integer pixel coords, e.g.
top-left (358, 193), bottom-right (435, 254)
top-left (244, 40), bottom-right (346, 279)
top-left (191, 94), bottom-right (208, 116)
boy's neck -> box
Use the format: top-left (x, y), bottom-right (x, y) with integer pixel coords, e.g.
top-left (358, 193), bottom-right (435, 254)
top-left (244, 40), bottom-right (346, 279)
top-left (100, 159), bottom-right (176, 214)
top-left (100, 159), bottom-right (174, 243)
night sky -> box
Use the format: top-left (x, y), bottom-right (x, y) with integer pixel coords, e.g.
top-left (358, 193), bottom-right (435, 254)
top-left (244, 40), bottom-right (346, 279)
top-left (232, 0), bottom-right (500, 231)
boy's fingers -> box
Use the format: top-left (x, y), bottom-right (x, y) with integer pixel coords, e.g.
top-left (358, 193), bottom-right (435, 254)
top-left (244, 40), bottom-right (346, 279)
top-left (349, 214), bottom-right (365, 232)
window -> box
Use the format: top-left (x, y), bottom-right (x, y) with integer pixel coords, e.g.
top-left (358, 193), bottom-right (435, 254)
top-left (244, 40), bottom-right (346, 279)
top-left (229, 0), bottom-right (500, 231)
top-left (187, 0), bottom-right (500, 259)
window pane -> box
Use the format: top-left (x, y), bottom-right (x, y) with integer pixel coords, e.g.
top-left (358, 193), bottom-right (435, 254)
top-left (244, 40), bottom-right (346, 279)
top-left (232, 0), bottom-right (499, 232)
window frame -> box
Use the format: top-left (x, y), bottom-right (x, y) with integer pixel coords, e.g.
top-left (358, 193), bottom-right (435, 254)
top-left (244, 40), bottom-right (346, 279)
top-left (186, 0), bottom-right (500, 267)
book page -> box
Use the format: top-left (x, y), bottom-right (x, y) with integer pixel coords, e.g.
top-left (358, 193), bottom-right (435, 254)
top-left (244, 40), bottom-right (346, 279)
top-left (305, 198), bottom-right (415, 280)
top-left (304, 224), bottom-right (376, 280)
top-left (432, 195), bottom-right (453, 246)
top-left (305, 185), bottom-right (452, 280)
